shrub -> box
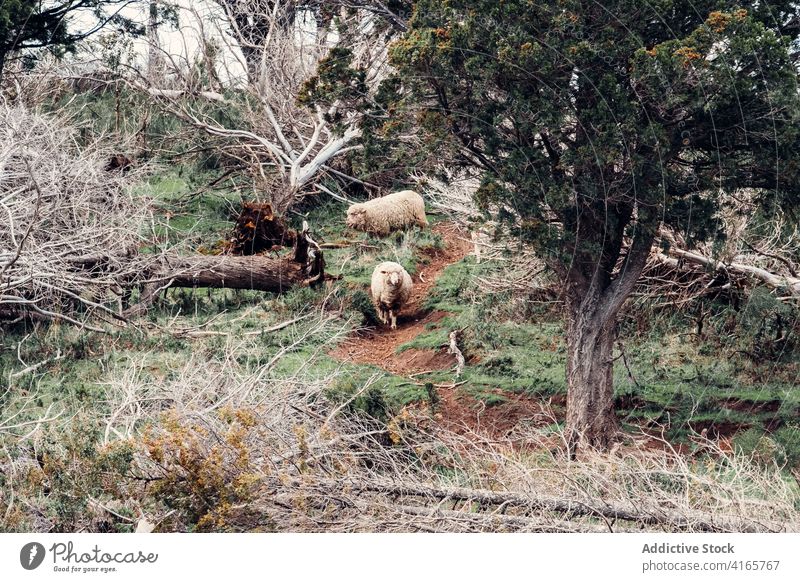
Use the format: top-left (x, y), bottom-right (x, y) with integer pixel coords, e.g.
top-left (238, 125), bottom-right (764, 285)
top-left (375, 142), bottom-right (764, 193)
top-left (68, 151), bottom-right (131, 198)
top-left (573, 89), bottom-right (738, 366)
top-left (732, 428), bottom-right (780, 466)
top-left (141, 407), bottom-right (271, 532)
top-left (773, 425), bottom-right (800, 469)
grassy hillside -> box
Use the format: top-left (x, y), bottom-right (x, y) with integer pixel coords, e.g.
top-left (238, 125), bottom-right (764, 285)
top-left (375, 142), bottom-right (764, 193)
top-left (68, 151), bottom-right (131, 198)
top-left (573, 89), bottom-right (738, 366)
top-left (1, 165), bottom-right (799, 533)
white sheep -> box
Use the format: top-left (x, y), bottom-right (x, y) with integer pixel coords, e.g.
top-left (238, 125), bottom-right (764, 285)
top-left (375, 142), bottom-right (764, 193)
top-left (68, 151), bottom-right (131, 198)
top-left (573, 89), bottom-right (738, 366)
top-left (370, 261), bottom-right (413, 329)
top-left (346, 190), bottom-right (428, 236)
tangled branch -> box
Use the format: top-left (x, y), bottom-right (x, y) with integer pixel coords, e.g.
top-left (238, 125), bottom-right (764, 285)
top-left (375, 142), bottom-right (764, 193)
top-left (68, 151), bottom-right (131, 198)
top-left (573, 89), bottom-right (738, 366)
top-left (0, 103), bottom-right (154, 327)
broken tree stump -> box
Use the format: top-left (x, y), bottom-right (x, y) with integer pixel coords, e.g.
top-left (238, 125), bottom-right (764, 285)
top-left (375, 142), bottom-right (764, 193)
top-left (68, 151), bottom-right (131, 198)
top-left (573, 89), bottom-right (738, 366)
top-left (229, 202), bottom-right (296, 255)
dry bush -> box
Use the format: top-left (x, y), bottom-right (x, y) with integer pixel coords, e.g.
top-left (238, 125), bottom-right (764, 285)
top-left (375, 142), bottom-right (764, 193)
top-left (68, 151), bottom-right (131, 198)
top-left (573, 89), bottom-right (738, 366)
top-left (127, 361), bottom-right (800, 532)
top-left (715, 190), bottom-right (800, 276)
top-left (0, 58), bottom-right (74, 109)
top-left (3, 330), bottom-right (797, 532)
top-left (0, 103), bottom-right (154, 329)
top-left (4, 327), bottom-right (792, 533)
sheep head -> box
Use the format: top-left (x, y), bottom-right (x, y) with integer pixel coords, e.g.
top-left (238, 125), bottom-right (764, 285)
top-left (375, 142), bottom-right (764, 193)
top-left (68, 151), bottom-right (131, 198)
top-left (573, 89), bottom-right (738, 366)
top-left (380, 266), bottom-right (402, 287)
top-left (346, 205), bottom-right (367, 229)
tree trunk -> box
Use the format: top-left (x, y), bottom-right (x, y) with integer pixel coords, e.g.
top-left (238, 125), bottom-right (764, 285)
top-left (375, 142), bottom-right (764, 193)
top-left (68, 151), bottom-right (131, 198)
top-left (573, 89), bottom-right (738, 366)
top-left (559, 202), bottom-right (659, 456)
top-left (158, 253), bottom-right (313, 291)
top-left (147, 1), bottom-right (162, 83)
top-left (565, 292), bottom-right (620, 456)
top-left (124, 225), bottom-right (324, 318)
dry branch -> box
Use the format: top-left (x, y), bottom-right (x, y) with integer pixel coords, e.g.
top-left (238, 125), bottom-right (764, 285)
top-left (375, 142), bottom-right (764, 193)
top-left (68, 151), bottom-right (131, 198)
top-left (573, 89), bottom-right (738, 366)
top-left (330, 478), bottom-right (758, 532)
top-left (448, 329), bottom-right (465, 378)
top-left (169, 313), bottom-right (313, 339)
top-left (0, 103), bottom-right (153, 327)
top-left (657, 248), bottom-right (800, 296)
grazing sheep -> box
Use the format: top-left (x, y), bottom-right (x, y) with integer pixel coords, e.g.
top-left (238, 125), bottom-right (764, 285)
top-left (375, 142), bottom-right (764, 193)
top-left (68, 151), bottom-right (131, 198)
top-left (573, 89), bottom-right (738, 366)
top-left (346, 190), bottom-right (428, 236)
top-left (371, 261), bottom-right (413, 329)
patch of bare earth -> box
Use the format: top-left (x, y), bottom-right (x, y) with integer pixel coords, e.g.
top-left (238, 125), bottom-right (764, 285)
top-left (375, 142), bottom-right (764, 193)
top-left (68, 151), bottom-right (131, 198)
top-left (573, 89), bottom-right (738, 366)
top-left (329, 222), bottom-right (472, 375)
top-left (329, 221), bottom-right (556, 444)
top-left (422, 388), bottom-right (563, 442)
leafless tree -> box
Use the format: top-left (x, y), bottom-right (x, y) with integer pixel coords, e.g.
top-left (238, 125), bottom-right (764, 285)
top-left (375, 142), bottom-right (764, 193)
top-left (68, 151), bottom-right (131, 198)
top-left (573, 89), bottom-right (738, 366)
top-left (0, 103), bottom-right (154, 329)
top-left (128, 1), bottom-right (398, 212)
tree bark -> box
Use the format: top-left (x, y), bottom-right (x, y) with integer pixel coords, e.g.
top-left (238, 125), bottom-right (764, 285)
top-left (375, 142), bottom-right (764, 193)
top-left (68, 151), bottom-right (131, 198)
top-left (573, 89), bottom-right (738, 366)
top-left (561, 208), bottom-right (659, 456)
top-left (124, 226), bottom-right (324, 318)
top-left (160, 253), bottom-right (313, 291)
top-left (147, 1), bottom-right (161, 82)
top-left (565, 291), bottom-right (620, 455)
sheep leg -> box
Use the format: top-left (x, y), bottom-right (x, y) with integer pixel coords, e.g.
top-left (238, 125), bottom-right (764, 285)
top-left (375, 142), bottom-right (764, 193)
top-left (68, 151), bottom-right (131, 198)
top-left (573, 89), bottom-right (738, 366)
top-left (390, 310), bottom-right (397, 330)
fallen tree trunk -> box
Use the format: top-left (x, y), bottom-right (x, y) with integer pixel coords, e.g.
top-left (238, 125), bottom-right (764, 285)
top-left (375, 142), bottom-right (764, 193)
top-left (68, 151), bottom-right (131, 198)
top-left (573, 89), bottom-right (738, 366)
top-left (280, 489), bottom-right (623, 532)
top-left (337, 478), bottom-right (776, 532)
top-left (125, 223), bottom-right (324, 318)
top-left (154, 254), bottom-right (310, 292)
top-left (384, 502), bottom-right (622, 533)
top-left (655, 228), bottom-right (800, 297)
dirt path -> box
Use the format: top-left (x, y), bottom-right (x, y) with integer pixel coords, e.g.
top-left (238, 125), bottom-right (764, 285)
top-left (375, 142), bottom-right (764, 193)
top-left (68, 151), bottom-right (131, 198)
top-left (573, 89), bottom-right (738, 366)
top-left (329, 221), bottom-right (562, 444)
top-left (330, 222), bottom-right (473, 376)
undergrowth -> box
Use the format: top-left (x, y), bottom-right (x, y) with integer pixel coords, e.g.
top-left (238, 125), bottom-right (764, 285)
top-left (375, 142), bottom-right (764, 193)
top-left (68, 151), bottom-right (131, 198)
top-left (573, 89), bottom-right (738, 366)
top-left (2, 161), bottom-right (799, 532)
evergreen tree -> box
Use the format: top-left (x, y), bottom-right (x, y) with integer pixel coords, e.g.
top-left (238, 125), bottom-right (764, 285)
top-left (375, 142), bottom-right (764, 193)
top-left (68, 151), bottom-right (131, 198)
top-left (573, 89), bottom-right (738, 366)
top-left (390, 1), bottom-right (800, 452)
top-left (0, 0), bottom-right (142, 77)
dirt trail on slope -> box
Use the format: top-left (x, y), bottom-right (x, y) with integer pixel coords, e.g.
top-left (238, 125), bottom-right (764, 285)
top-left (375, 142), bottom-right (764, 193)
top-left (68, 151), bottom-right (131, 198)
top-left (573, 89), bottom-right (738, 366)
top-left (330, 222), bottom-right (473, 376)
top-left (329, 221), bottom-right (562, 444)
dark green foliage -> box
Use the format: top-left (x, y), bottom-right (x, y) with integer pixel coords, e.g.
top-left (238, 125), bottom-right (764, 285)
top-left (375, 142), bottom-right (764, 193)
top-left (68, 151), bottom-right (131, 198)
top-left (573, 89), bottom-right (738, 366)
top-left (298, 47), bottom-right (366, 112)
top-left (327, 369), bottom-right (427, 422)
top-left (735, 288), bottom-right (797, 361)
top-left (280, 286), bottom-right (323, 314)
top-left (425, 382), bottom-right (440, 414)
top-left (333, 378), bottom-right (390, 420)
top-left (774, 426), bottom-right (800, 468)
top-left (0, 1), bottom-right (144, 76)
top-left (390, 1), bottom-right (800, 266)
top-left (733, 428), bottom-right (779, 464)
top-left (387, 0), bottom-right (800, 445)
top-left (54, 85), bottom-right (246, 164)
top-left (297, 46), bottom-right (371, 139)
top-left (354, 75), bottom-right (440, 189)
top-left (34, 417), bottom-right (135, 532)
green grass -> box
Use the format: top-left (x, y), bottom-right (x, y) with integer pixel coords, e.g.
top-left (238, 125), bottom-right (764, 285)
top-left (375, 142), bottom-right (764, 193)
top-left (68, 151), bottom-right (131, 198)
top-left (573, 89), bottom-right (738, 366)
top-left (400, 246), bottom-right (800, 449)
top-left (299, 198), bottom-right (445, 288)
top-left (142, 170), bottom-right (242, 250)
top-left (0, 171), bottom-right (451, 440)
top-left (3, 163), bottom-right (799, 471)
